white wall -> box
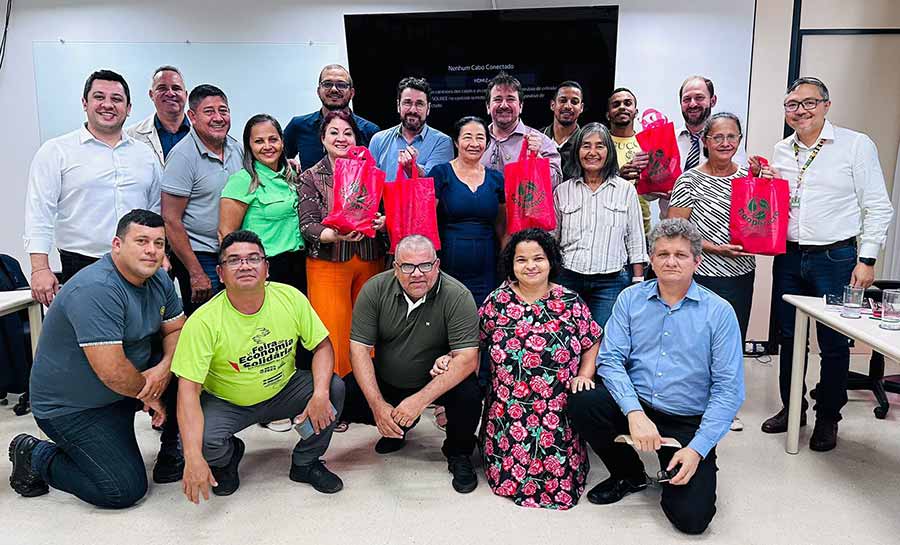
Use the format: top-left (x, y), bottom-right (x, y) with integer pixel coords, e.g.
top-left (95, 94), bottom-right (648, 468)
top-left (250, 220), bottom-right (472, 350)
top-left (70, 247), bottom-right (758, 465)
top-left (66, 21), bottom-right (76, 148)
top-left (0, 0), bottom-right (754, 270)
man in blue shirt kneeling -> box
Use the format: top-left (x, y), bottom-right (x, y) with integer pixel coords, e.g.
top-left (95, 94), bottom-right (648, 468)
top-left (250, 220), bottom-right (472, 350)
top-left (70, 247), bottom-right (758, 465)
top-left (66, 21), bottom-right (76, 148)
top-left (569, 218), bottom-right (744, 535)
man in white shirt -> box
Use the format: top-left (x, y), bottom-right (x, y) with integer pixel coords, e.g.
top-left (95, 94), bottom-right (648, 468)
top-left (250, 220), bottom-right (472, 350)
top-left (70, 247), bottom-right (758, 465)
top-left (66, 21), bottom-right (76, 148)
top-left (125, 65), bottom-right (191, 166)
top-left (760, 77), bottom-right (893, 451)
top-left (24, 69), bottom-right (162, 305)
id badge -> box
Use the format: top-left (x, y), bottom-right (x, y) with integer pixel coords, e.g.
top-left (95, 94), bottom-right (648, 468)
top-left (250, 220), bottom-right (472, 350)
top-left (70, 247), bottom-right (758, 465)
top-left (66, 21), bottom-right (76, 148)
top-left (790, 194), bottom-right (801, 209)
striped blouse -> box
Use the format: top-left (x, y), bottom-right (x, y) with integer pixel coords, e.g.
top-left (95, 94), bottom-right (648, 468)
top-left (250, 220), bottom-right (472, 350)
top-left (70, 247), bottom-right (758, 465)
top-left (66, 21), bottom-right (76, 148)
top-left (553, 176), bottom-right (648, 275)
top-left (669, 166), bottom-right (756, 277)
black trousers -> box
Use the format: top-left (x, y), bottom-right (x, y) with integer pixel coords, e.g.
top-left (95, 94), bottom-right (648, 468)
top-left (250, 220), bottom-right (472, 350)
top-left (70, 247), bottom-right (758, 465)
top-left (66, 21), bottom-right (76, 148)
top-left (568, 383), bottom-right (718, 535)
top-left (58, 250), bottom-right (99, 283)
top-left (694, 270), bottom-right (755, 342)
top-left (267, 250), bottom-right (307, 294)
top-left (341, 372), bottom-right (482, 457)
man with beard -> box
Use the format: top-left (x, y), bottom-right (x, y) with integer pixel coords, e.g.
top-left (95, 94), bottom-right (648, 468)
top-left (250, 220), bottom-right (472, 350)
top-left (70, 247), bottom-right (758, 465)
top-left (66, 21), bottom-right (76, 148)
top-left (25, 70), bottom-right (162, 306)
top-left (606, 87), bottom-right (652, 234)
top-left (541, 81), bottom-right (584, 182)
top-left (161, 85), bottom-right (243, 316)
top-left (369, 77), bottom-right (453, 181)
top-left (283, 64), bottom-right (380, 172)
top-left (482, 72), bottom-right (562, 187)
top-left (126, 65), bottom-right (191, 166)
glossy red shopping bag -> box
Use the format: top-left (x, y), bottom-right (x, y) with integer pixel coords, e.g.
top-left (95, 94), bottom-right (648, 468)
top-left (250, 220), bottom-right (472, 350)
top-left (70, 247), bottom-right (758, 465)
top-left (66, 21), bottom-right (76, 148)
top-left (729, 159), bottom-right (790, 255)
top-left (504, 140), bottom-right (556, 233)
top-left (322, 146), bottom-right (385, 238)
top-left (635, 109), bottom-right (682, 195)
top-left (383, 165), bottom-right (441, 253)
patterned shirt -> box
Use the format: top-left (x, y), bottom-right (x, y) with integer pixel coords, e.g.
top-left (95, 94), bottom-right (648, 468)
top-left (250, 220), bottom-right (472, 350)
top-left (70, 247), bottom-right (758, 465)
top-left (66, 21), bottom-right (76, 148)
top-left (553, 176), bottom-right (648, 275)
top-left (297, 157), bottom-right (386, 263)
top-left (669, 166), bottom-right (755, 277)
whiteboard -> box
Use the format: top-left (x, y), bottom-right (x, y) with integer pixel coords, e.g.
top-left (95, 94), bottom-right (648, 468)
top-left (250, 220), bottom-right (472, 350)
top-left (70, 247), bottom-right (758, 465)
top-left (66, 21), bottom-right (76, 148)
top-left (32, 41), bottom-right (342, 142)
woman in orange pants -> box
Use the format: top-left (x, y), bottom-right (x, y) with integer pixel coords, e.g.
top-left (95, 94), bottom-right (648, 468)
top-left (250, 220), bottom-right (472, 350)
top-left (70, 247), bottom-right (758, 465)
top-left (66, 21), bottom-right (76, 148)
top-left (297, 110), bottom-right (386, 378)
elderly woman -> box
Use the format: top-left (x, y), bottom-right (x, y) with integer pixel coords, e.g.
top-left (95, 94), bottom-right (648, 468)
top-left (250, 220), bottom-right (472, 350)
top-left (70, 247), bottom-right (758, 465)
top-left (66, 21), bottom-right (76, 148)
top-left (554, 122), bottom-right (648, 328)
top-left (478, 228), bottom-right (601, 510)
top-left (219, 114), bottom-right (306, 292)
top-left (669, 112), bottom-right (754, 431)
top-left (298, 109), bottom-right (386, 378)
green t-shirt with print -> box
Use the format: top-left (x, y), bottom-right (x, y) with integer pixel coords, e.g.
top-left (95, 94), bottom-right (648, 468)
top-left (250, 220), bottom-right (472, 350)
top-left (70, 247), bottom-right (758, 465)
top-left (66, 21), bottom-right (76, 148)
top-left (221, 162), bottom-right (304, 256)
top-left (172, 282), bottom-right (328, 406)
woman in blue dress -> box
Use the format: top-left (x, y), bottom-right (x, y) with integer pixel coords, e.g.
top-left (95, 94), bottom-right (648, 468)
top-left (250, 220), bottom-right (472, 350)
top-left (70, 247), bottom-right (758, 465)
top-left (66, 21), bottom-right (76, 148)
top-left (428, 116), bottom-right (506, 386)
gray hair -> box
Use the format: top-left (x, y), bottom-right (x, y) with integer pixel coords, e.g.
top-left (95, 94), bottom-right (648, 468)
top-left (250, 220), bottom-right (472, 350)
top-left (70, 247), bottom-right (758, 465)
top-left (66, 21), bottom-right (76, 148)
top-left (150, 65), bottom-right (183, 88)
top-left (395, 235), bottom-right (436, 259)
top-left (649, 218), bottom-right (703, 258)
top-left (569, 122), bottom-right (619, 182)
top-left (700, 112), bottom-right (742, 158)
top-left (787, 77), bottom-right (829, 101)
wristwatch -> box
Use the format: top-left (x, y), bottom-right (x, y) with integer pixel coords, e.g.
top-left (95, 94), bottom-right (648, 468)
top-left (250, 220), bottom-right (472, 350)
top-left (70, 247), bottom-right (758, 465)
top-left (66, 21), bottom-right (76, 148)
top-left (859, 257), bottom-right (876, 266)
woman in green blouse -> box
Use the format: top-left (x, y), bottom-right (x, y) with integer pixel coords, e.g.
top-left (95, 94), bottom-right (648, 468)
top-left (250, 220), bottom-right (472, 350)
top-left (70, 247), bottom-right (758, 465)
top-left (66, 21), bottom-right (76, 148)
top-left (219, 114), bottom-right (306, 293)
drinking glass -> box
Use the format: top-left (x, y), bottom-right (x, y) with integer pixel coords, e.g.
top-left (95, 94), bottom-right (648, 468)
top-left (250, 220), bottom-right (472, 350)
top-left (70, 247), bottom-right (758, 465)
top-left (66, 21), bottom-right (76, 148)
top-left (841, 285), bottom-right (864, 319)
top-left (880, 289), bottom-right (900, 330)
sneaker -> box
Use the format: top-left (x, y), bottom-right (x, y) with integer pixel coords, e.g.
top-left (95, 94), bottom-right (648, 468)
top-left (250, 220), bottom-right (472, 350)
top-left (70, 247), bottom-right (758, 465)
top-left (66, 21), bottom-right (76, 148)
top-left (586, 473), bottom-right (649, 505)
top-left (730, 416), bottom-right (744, 432)
top-left (211, 437), bottom-right (245, 496)
top-left (260, 419), bottom-right (293, 433)
top-left (809, 417), bottom-right (838, 452)
top-left (8, 434), bottom-right (49, 498)
top-left (334, 421), bottom-right (349, 433)
top-left (375, 436), bottom-right (407, 454)
top-left (447, 455), bottom-right (477, 493)
top-left (433, 406), bottom-right (447, 432)
top-left (289, 459), bottom-right (343, 494)
top-left (152, 452), bottom-right (185, 484)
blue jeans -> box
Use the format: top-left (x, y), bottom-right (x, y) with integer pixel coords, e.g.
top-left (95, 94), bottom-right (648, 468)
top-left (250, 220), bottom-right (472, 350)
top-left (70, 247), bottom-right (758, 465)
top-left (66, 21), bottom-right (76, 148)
top-left (32, 398), bottom-right (148, 509)
top-left (170, 251), bottom-right (223, 316)
top-left (557, 268), bottom-right (631, 329)
top-left (772, 245), bottom-right (856, 419)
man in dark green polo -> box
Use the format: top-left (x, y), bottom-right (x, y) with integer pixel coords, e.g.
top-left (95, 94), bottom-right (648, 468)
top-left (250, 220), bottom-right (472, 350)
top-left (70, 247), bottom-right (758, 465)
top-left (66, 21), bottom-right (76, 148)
top-left (344, 235), bottom-right (481, 494)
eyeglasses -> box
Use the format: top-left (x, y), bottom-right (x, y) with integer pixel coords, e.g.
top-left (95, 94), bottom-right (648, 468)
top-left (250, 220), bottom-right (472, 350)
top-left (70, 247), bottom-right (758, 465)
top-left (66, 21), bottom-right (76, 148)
top-left (320, 80), bottom-right (351, 91)
top-left (220, 254), bottom-right (266, 269)
top-left (783, 98), bottom-right (826, 112)
top-left (705, 134), bottom-right (742, 144)
top-left (396, 260), bottom-right (436, 274)
top-left (399, 99), bottom-right (428, 111)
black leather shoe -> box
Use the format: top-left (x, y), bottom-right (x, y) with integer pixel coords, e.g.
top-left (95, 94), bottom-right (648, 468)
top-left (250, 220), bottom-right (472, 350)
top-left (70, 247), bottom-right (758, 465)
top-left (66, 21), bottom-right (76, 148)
top-left (447, 455), bottom-right (478, 494)
top-left (809, 418), bottom-right (838, 452)
top-left (761, 407), bottom-right (807, 434)
top-left (586, 474), bottom-right (648, 505)
top-left (290, 459), bottom-right (343, 494)
top-left (152, 452), bottom-right (185, 484)
top-left (375, 436), bottom-right (406, 454)
top-left (8, 434), bottom-right (49, 498)
top-left (211, 437), bottom-right (245, 496)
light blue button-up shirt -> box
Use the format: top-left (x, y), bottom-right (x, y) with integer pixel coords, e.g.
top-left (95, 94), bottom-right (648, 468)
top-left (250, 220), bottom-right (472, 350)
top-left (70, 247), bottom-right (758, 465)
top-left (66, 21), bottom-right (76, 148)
top-left (368, 124), bottom-right (454, 181)
top-left (597, 279), bottom-right (744, 458)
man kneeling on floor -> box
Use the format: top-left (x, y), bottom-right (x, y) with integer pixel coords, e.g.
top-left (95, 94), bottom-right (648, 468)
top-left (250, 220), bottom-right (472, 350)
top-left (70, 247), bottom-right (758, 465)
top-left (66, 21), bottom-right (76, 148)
top-left (342, 235), bottom-right (482, 493)
top-left (568, 218), bottom-right (744, 534)
top-left (9, 209), bottom-right (185, 508)
top-left (172, 230), bottom-right (345, 503)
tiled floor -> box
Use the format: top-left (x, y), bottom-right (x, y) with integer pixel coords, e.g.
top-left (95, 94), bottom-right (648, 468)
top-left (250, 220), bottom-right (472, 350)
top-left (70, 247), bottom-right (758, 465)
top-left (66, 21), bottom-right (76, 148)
top-left (3, 355), bottom-right (899, 545)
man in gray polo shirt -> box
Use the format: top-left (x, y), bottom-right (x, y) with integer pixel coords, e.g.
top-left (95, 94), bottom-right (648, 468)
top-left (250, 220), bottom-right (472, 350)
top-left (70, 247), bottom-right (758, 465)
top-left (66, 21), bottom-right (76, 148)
top-left (161, 84), bottom-right (242, 315)
top-left (343, 235), bottom-right (482, 493)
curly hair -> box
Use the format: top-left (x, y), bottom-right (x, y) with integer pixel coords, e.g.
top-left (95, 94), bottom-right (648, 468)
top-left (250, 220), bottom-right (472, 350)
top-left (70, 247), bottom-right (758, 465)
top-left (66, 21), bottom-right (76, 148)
top-left (499, 228), bottom-right (563, 282)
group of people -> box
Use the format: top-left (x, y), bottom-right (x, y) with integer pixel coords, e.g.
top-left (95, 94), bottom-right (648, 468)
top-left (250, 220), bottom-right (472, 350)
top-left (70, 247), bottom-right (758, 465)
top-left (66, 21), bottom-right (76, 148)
top-left (7, 61), bottom-right (893, 537)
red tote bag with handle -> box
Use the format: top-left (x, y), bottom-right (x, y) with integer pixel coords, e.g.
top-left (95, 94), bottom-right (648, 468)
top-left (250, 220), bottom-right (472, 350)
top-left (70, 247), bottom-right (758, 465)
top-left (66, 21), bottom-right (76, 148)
top-left (729, 158), bottom-right (790, 255)
top-left (322, 146), bottom-right (385, 238)
top-left (504, 140), bottom-right (556, 233)
top-left (635, 109), bottom-right (682, 196)
top-left (383, 165), bottom-right (441, 253)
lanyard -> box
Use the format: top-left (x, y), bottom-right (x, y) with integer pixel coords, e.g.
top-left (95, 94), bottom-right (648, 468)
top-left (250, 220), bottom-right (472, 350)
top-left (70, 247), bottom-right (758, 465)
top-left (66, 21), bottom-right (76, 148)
top-left (792, 138), bottom-right (825, 188)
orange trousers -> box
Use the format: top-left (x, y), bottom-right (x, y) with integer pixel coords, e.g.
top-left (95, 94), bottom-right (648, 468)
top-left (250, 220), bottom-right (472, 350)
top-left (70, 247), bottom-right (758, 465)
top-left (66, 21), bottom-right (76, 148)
top-left (306, 255), bottom-right (384, 377)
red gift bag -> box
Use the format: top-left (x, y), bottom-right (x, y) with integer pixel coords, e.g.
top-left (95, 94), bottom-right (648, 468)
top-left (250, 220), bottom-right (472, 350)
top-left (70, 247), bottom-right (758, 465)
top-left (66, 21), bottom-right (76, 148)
top-left (729, 159), bottom-right (790, 255)
top-left (635, 109), bottom-right (682, 195)
top-left (504, 140), bottom-right (556, 233)
top-left (383, 165), bottom-right (441, 253)
top-left (322, 146), bottom-right (385, 238)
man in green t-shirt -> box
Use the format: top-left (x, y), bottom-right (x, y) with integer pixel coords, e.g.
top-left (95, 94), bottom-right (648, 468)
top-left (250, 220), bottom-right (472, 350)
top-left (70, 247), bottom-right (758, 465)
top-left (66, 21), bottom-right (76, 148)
top-left (607, 87), bottom-right (652, 235)
top-left (172, 230), bottom-right (344, 503)
top-left (345, 235), bottom-right (482, 494)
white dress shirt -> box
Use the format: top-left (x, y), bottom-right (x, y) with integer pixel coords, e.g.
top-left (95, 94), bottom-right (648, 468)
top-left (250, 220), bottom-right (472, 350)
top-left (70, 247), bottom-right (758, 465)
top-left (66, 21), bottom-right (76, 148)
top-left (24, 126), bottom-right (162, 258)
top-left (772, 120), bottom-right (893, 258)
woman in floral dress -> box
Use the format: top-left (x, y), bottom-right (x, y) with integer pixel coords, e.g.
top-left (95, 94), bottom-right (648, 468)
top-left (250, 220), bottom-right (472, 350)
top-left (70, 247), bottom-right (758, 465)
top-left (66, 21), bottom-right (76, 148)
top-left (479, 228), bottom-right (602, 510)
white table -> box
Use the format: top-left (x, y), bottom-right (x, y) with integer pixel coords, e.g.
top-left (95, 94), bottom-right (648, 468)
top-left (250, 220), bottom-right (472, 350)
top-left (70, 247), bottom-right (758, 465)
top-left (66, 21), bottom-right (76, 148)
top-left (0, 290), bottom-right (43, 359)
top-left (782, 294), bottom-right (900, 454)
